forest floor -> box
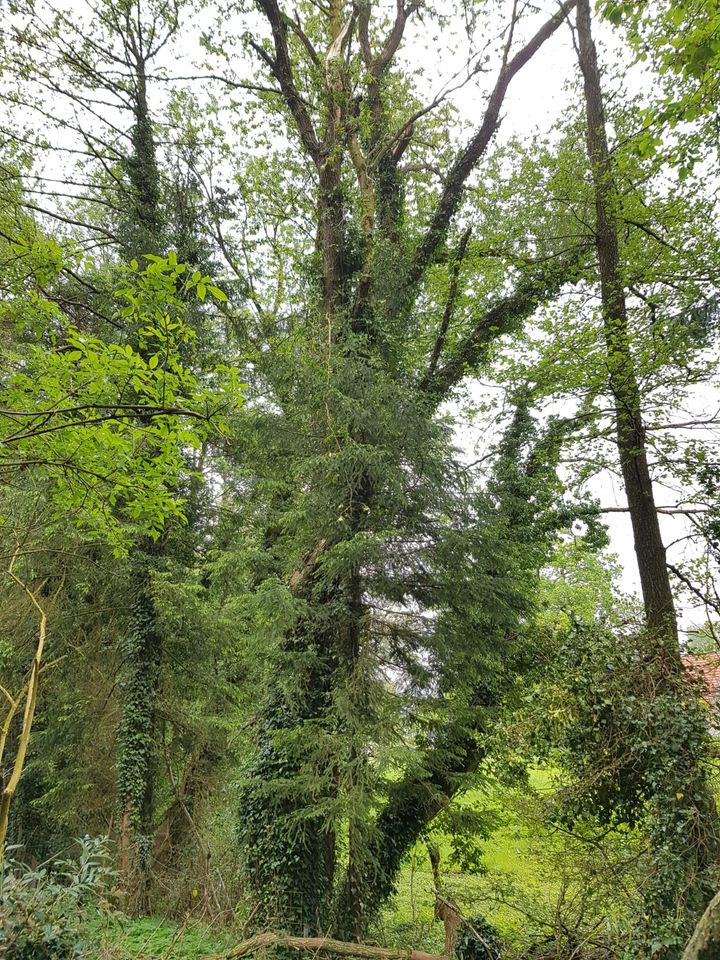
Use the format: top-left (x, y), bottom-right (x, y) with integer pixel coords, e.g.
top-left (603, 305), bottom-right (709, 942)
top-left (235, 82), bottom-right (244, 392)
top-left (89, 771), bottom-right (598, 958)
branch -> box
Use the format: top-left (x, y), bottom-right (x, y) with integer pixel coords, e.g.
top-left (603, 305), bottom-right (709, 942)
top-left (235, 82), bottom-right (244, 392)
top-left (287, 11), bottom-right (321, 67)
top-left (668, 563), bottom-right (720, 617)
top-left (255, 0), bottom-right (322, 165)
top-left (206, 933), bottom-right (446, 960)
top-left (0, 402), bottom-right (218, 444)
top-left (406, 0), bottom-right (578, 291)
top-left (156, 72), bottom-right (288, 98)
top-left (0, 549), bottom-right (48, 856)
top-left (371, 1), bottom-right (422, 78)
top-left (0, 680), bottom-right (29, 782)
top-left (423, 226), bottom-right (472, 384)
top-left (420, 248), bottom-right (585, 399)
top-left (288, 538), bottom-right (329, 596)
top-left (597, 507), bottom-right (711, 516)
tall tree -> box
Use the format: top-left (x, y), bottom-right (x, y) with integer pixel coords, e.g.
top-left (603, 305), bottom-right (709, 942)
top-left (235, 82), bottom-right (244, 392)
top-left (217, 0), bottom-right (584, 936)
top-left (576, 0), bottom-right (678, 645)
top-left (574, 2), bottom-right (718, 953)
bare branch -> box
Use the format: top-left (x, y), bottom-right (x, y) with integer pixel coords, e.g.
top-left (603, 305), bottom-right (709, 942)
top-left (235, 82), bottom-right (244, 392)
top-left (0, 548), bottom-right (48, 856)
top-left (406, 0), bottom-right (578, 291)
top-left (212, 931), bottom-right (446, 960)
top-left (255, 0), bottom-right (322, 165)
top-left (371, 1), bottom-right (422, 78)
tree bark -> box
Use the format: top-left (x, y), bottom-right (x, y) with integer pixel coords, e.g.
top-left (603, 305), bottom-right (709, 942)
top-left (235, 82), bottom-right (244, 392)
top-left (682, 888), bottom-right (720, 960)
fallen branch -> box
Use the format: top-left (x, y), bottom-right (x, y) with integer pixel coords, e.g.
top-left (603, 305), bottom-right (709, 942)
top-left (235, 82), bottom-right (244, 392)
top-left (205, 933), bottom-right (446, 960)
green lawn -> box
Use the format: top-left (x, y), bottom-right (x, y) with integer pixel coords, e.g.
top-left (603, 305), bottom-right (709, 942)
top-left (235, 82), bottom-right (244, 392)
top-left (377, 770), bottom-right (562, 951)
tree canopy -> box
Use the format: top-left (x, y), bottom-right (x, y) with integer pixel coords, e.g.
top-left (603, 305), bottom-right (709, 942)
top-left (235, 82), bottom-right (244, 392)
top-left (1, 3), bottom-right (720, 960)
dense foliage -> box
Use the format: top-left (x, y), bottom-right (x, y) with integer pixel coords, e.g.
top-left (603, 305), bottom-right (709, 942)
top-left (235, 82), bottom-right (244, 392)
top-left (0, 837), bottom-right (115, 959)
top-left (0, 2), bottom-right (719, 959)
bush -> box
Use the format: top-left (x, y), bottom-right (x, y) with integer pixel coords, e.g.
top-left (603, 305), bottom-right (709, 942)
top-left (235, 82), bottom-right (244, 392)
top-left (0, 836), bottom-right (115, 960)
top-left (455, 915), bottom-right (501, 960)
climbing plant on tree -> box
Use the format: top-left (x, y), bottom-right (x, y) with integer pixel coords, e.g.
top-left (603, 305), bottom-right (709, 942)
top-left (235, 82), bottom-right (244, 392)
top-left (2, 0), bottom-right (239, 911)
top-left (193, 0), bottom-right (596, 937)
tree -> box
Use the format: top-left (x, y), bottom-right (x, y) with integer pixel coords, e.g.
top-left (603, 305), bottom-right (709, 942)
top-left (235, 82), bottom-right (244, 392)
top-left (0, 215), bottom-right (236, 860)
top-left (566, 2), bottom-right (718, 952)
top-left (206, 0), bottom-right (591, 936)
top-left (576, 0), bottom-right (678, 644)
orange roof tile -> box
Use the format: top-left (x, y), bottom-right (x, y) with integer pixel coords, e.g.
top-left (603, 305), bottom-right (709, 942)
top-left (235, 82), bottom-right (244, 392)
top-left (682, 651), bottom-right (720, 700)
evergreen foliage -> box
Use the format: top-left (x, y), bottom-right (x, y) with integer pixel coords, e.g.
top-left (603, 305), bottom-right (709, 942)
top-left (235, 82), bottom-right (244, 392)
top-left (0, 1), bottom-right (719, 957)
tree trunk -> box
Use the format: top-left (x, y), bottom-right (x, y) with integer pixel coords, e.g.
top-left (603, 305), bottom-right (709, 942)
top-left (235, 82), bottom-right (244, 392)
top-left (334, 723), bottom-right (484, 934)
top-left (576, 2), bottom-right (718, 950)
top-left (116, 550), bottom-right (162, 915)
top-left (212, 932), bottom-right (447, 960)
top-left (576, 0), bottom-right (678, 649)
top-left (682, 889), bottom-right (720, 960)
top-left (115, 41), bottom-right (165, 914)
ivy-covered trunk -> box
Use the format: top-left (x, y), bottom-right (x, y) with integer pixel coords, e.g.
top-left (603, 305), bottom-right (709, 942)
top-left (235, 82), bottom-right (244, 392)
top-left (114, 34), bottom-right (165, 914)
top-left (117, 551), bottom-right (162, 915)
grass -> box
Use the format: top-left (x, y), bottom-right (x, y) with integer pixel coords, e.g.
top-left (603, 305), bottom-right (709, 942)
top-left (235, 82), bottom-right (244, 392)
top-left (376, 770), bottom-right (561, 952)
top-left (86, 915), bottom-right (236, 959)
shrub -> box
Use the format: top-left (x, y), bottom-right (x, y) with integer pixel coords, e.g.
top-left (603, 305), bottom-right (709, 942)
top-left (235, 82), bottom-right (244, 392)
top-left (0, 836), bottom-right (115, 960)
top-left (455, 915), bottom-right (502, 960)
